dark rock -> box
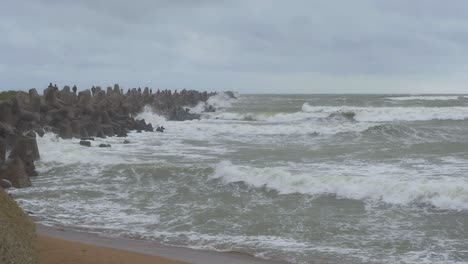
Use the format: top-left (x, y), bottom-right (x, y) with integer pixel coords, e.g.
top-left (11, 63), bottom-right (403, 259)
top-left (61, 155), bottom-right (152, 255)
top-left (79, 140), bottom-right (91, 147)
top-left (77, 89), bottom-right (92, 106)
top-left (10, 134), bottom-right (40, 162)
top-left (96, 130), bottom-right (106, 138)
top-left (33, 128), bottom-right (45, 137)
top-left (101, 125), bottom-right (114, 137)
top-left (29, 88), bottom-right (42, 112)
top-left (98, 143), bottom-right (111, 148)
top-left (0, 158), bottom-right (31, 188)
top-left (44, 86), bottom-right (60, 108)
top-left (80, 137), bottom-right (94, 141)
top-left (57, 119), bottom-right (73, 139)
top-left (0, 179), bottom-right (12, 189)
top-left (116, 128), bottom-right (127, 137)
top-left (0, 102), bottom-right (15, 125)
top-left (136, 129), bottom-right (142, 133)
top-left (0, 138), bottom-right (5, 164)
top-left (123, 140), bottom-right (130, 144)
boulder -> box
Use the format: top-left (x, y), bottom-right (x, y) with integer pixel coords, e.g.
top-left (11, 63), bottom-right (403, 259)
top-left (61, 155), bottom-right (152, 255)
top-left (57, 119), bottom-right (73, 139)
top-left (96, 130), bottom-right (106, 139)
top-left (10, 134), bottom-right (40, 162)
top-left (101, 125), bottom-right (114, 137)
top-left (0, 158), bottom-right (31, 188)
top-left (79, 140), bottom-right (91, 147)
top-left (19, 109), bottom-right (40, 123)
top-left (123, 140), bottom-right (130, 144)
top-left (0, 138), bottom-right (5, 164)
top-left (98, 143), bottom-right (111, 148)
top-left (43, 86), bottom-right (58, 107)
top-left (0, 188), bottom-right (38, 263)
top-left (77, 89), bottom-right (92, 107)
top-left (0, 102), bottom-right (15, 125)
top-left (80, 137), bottom-right (94, 141)
top-left (29, 88), bottom-right (42, 112)
top-left (0, 179), bottom-right (12, 189)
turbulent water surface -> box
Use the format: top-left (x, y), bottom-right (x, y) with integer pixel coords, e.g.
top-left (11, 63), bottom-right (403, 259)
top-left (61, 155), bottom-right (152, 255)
top-left (12, 94), bottom-right (468, 263)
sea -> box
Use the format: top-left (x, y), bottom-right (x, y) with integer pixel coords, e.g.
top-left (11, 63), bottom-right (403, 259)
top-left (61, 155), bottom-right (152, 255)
top-left (11, 94), bottom-right (468, 263)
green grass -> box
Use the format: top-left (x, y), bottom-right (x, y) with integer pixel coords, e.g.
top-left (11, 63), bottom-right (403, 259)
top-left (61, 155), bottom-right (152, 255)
top-left (0, 91), bottom-right (18, 101)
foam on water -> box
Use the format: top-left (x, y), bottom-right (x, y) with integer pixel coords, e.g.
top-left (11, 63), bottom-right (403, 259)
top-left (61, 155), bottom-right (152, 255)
top-left (188, 92), bottom-right (237, 114)
top-left (136, 105), bottom-right (167, 126)
top-left (205, 103), bottom-right (468, 123)
top-left (301, 104), bottom-right (468, 122)
top-left (212, 161), bottom-right (468, 211)
top-left (385, 96), bottom-right (467, 101)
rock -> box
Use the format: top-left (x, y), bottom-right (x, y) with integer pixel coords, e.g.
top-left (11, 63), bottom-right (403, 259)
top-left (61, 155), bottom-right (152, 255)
top-left (77, 89), bottom-right (92, 106)
top-left (57, 119), bottom-right (73, 139)
top-left (0, 138), bottom-right (5, 164)
top-left (96, 130), bottom-right (106, 139)
top-left (43, 86), bottom-right (58, 107)
top-left (79, 140), bottom-right (91, 147)
top-left (0, 158), bottom-right (31, 188)
top-left (0, 187), bottom-right (38, 263)
top-left (136, 129), bottom-right (142, 133)
top-left (29, 88), bottom-right (42, 112)
top-left (80, 137), bottom-right (94, 141)
top-left (0, 102), bottom-right (15, 125)
top-left (98, 143), bottom-right (111, 148)
top-left (33, 128), bottom-right (45, 137)
top-left (10, 134), bottom-right (40, 162)
top-left (0, 179), bottom-right (12, 189)
top-left (123, 140), bottom-right (130, 144)
top-left (101, 125), bottom-right (114, 137)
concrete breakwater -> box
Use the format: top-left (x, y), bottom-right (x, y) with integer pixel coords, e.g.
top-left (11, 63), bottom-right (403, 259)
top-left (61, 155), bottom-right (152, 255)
top-left (0, 84), bottom-right (227, 189)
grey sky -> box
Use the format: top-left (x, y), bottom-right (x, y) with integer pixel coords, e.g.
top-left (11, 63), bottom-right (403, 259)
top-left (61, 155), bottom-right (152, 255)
top-left (2, 0), bottom-right (468, 93)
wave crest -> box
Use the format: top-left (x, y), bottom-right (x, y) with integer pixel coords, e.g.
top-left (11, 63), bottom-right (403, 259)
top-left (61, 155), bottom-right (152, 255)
top-left (212, 161), bottom-right (468, 211)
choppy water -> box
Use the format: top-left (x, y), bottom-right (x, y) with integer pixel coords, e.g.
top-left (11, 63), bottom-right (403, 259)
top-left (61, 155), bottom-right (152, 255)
top-left (11, 94), bottom-right (468, 263)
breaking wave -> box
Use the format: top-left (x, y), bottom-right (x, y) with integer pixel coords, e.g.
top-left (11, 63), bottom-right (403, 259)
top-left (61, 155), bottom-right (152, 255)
top-left (212, 161), bottom-right (468, 211)
top-left (385, 95), bottom-right (468, 101)
top-left (188, 92), bottom-right (238, 114)
top-left (206, 103), bottom-right (468, 123)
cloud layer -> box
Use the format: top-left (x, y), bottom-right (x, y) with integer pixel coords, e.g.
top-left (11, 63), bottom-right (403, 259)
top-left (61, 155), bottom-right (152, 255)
top-left (2, 0), bottom-right (468, 93)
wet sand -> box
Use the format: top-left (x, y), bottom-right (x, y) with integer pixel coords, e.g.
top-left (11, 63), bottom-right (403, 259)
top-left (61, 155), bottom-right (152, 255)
top-left (39, 235), bottom-right (186, 264)
top-left (37, 224), bottom-right (285, 264)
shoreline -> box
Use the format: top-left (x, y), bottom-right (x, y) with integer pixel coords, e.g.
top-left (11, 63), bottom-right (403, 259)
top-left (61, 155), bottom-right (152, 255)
top-left (36, 223), bottom-right (287, 264)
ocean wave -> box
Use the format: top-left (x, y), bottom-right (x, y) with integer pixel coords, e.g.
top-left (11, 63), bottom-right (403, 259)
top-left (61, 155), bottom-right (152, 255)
top-left (212, 161), bottom-right (468, 211)
top-left (188, 92), bottom-right (237, 114)
top-left (136, 105), bottom-right (167, 126)
top-left (301, 103), bottom-right (468, 122)
top-left (205, 103), bottom-right (468, 123)
top-left (385, 95), bottom-right (467, 101)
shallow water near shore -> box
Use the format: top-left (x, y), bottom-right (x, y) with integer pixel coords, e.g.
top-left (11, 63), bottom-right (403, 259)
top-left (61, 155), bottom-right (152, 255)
top-left (11, 94), bottom-right (468, 263)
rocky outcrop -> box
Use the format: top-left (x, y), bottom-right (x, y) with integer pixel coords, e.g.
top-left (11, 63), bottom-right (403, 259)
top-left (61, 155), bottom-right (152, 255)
top-left (0, 158), bottom-right (31, 188)
top-left (79, 140), bottom-right (91, 147)
top-left (0, 187), bottom-right (38, 264)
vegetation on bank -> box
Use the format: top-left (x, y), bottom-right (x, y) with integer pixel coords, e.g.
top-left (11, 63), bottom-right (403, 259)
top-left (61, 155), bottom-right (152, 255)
top-left (0, 188), bottom-right (38, 263)
top-left (0, 90), bottom-right (18, 101)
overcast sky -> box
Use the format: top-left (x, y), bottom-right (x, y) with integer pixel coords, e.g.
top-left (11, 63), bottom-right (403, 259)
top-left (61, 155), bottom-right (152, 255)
top-left (2, 0), bottom-right (468, 93)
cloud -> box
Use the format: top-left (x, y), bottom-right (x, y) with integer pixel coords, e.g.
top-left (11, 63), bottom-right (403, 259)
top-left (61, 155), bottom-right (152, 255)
top-left (1, 0), bottom-right (468, 93)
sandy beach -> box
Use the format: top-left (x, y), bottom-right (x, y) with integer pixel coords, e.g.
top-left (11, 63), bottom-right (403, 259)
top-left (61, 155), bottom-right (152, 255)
top-left (38, 235), bottom-right (186, 264)
top-left (36, 224), bottom-right (284, 264)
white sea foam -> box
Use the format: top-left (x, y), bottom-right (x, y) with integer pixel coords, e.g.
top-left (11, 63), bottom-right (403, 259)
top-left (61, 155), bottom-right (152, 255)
top-left (301, 103), bottom-right (468, 122)
top-left (136, 105), bottom-right (167, 126)
top-left (188, 92), bottom-right (237, 114)
top-left (205, 103), bottom-right (468, 123)
top-left (385, 95), bottom-right (467, 101)
top-left (212, 161), bottom-right (468, 211)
